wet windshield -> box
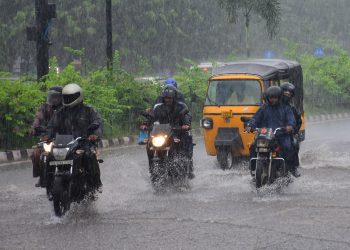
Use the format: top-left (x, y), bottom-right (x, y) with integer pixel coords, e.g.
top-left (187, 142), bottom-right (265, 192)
top-left (151, 123), bottom-right (172, 137)
top-left (205, 80), bottom-right (262, 106)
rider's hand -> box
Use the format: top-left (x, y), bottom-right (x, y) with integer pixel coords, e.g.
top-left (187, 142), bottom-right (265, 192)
top-left (245, 127), bottom-right (252, 133)
top-left (286, 126), bottom-right (294, 133)
top-left (89, 134), bottom-right (98, 141)
top-left (41, 135), bottom-right (49, 142)
top-left (182, 125), bottom-right (190, 131)
top-left (140, 125), bottom-right (148, 130)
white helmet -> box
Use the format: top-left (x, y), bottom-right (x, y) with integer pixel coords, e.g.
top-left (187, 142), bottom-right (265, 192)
top-left (62, 83), bottom-right (84, 107)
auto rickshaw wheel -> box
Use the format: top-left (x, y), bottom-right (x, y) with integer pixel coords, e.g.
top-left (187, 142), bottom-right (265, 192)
top-left (217, 147), bottom-right (233, 170)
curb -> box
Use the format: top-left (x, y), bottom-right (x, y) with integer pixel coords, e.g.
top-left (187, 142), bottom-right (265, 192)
top-left (0, 128), bottom-right (203, 165)
top-left (305, 112), bottom-right (350, 123)
top-left (1, 111), bottom-right (347, 165)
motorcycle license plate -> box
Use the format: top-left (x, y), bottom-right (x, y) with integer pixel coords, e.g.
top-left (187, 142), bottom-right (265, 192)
top-left (49, 160), bottom-right (73, 166)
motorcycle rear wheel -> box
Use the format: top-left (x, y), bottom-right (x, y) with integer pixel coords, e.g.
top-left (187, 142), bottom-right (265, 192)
top-left (169, 153), bottom-right (190, 189)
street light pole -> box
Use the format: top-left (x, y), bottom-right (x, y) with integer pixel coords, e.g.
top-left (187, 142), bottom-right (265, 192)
top-left (106, 0), bottom-right (113, 70)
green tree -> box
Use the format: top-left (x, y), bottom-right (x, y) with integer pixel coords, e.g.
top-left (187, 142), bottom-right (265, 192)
top-left (219, 0), bottom-right (281, 57)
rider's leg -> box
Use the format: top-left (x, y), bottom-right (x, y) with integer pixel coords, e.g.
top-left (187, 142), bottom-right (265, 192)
top-left (183, 133), bottom-right (195, 179)
top-left (278, 137), bottom-right (299, 177)
top-left (31, 148), bottom-right (42, 187)
top-left (84, 144), bottom-right (102, 189)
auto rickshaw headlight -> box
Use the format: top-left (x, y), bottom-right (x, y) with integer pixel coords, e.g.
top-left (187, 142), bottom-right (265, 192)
top-left (201, 118), bottom-right (213, 129)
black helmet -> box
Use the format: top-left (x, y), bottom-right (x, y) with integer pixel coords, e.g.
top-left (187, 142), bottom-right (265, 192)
top-left (265, 86), bottom-right (282, 104)
top-left (280, 82), bottom-right (295, 97)
top-left (47, 86), bottom-right (63, 106)
top-left (162, 85), bottom-right (177, 98)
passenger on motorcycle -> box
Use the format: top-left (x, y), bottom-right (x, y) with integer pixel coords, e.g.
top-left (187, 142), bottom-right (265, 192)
top-left (245, 86), bottom-right (297, 176)
top-left (142, 86), bottom-right (194, 178)
top-left (47, 83), bottom-right (103, 191)
top-left (30, 86), bottom-right (63, 187)
top-left (153, 78), bottom-right (186, 105)
top-left (281, 82), bottom-right (302, 177)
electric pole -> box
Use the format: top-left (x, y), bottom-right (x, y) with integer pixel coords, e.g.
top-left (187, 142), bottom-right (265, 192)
top-left (27, 0), bottom-right (56, 81)
top-left (106, 0), bottom-right (113, 70)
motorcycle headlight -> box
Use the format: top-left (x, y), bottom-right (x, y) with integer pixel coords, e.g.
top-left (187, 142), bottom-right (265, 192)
top-left (43, 142), bottom-right (53, 153)
top-left (152, 136), bottom-right (166, 148)
top-left (53, 148), bottom-right (69, 161)
top-left (257, 139), bottom-right (269, 148)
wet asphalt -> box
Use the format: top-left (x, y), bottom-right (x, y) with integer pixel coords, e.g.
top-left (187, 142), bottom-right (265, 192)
top-left (1, 119), bottom-right (350, 250)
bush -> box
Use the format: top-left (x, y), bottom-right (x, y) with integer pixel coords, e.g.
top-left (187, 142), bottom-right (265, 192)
top-left (282, 38), bottom-right (350, 113)
top-left (0, 78), bottom-right (44, 149)
top-left (174, 60), bottom-right (211, 125)
top-left (0, 53), bottom-right (162, 149)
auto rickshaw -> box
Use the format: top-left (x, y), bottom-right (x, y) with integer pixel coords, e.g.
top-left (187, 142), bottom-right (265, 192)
top-left (201, 59), bottom-right (305, 169)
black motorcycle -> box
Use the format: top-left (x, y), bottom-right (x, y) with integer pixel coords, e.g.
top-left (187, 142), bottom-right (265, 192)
top-left (46, 134), bottom-right (102, 216)
top-left (146, 123), bottom-right (191, 191)
top-left (249, 127), bottom-right (288, 189)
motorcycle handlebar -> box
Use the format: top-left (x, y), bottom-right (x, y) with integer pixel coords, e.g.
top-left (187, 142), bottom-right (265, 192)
top-left (274, 127), bottom-right (287, 135)
top-left (243, 127), bottom-right (287, 135)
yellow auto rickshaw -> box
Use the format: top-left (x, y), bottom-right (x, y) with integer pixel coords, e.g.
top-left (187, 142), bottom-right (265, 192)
top-left (201, 59), bottom-right (305, 169)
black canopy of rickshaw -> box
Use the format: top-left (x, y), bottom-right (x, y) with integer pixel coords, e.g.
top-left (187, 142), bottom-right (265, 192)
top-left (212, 59), bottom-right (304, 113)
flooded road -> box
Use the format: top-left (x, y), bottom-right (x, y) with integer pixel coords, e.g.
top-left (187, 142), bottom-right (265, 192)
top-left (1, 119), bottom-right (350, 250)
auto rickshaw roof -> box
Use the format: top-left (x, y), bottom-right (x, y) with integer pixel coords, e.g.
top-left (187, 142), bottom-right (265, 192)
top-left (212, 59), bottom-right (301, 80)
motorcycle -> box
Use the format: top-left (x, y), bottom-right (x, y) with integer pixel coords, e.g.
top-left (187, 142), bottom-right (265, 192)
top-left (35, 139), bottom-right (52, 191)
top-left (45, 134), bottom-right (102, 217)
top-left (146, 123), bottom-right (191, 192)
top-left (241, 117), bottom-right (289, 189)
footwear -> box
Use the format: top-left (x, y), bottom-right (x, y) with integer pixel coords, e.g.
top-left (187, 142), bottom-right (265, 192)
top-left (35, 179), bottom-right (41, 188)
top-left (47, 192), bottom-right (53, 201)
top-left (290, 169), bottom-right (301, 178)
top-left (188, 172), bottom-right (195, 180)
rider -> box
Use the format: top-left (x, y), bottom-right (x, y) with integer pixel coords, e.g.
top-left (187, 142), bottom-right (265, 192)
top-left (30, 86), bottom-right (63, 187)
top-left (143, 85), bottom-right (194, 178)
top-left (47, 83), bottom-right (103, 191)
top-left (281, 82), bottom-right (302, 177)
top-left (245, 86), bottom-right (297, 177)
top-left (147, 79), bottom-right (195, 179)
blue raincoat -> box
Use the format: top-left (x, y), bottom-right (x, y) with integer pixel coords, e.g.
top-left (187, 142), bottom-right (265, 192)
top-left (249, 103), bottom-right (296, 167)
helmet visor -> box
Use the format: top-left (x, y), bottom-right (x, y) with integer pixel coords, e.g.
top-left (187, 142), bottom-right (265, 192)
top-left (283, 90), bottom-right (292, 97)
top-left (63, 93), bottom-right (81, 105)
top-left (47, 91), bottom-right (62, 106)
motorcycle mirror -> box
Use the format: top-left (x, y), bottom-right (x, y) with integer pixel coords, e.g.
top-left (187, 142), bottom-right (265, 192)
top-left (240, 117), bottom-right (251, 123)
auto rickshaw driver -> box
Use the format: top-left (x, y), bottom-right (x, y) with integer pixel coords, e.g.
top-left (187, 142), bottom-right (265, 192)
top-left (216, 81), bottom-right (260, 105)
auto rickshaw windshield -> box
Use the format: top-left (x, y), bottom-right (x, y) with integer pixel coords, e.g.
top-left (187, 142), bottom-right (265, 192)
top-left (205, 80), bottom-right (262, 106)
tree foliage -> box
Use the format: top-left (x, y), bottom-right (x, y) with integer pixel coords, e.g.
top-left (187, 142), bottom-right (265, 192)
top-left (218, 0), bottom-right (281, 57)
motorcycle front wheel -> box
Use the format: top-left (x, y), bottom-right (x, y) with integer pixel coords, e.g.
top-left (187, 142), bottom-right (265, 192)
top-left (150, 161), bottom-right (166, 192)
top-left (52, 176), bottom-right (71, 217)
top-left (255, 160), bottom-right (266, 189)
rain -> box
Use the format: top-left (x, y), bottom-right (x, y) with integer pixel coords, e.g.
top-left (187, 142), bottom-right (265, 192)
top-left (1, 0), bottom-right (350, 249)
